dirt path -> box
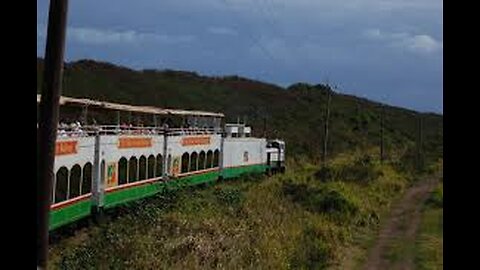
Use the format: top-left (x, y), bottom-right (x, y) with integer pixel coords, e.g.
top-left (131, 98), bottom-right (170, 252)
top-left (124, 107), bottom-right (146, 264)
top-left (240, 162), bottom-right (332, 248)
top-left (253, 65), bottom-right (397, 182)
top-left (361, 177), bottom-right (438, 270)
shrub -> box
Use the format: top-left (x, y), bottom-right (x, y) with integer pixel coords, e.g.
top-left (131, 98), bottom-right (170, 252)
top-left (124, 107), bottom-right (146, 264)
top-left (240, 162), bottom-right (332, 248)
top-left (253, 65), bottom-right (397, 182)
top-left (314, 154), bottom-right (381, 184)
top-left (214, 186), bottom-right (244, 207)
top-left (308, 189), bottom-right (358, 217)
top-left (282, 182), bottom-right (358, 217)
top-left (425, 185), bottom-right (443, 208)
top-left (314, 166), bottom-right (336, 182)
top-left (290, 226), bottom-right (335, 269)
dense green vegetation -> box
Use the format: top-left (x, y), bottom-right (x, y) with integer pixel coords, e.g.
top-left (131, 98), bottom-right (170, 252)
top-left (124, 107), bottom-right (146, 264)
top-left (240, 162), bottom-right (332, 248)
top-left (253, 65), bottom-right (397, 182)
top-left (37, 58), bottom-right (442, 166)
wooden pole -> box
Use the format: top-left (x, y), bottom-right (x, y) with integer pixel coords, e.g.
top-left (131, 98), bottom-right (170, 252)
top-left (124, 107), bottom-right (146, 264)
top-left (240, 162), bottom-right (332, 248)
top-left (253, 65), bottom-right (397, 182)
top-left (322, 89), bottom-right (332, 164)
top-left (417, 115), bottom-right (423, 171)
top-left (37, 0), bottom-right (69, 268)
top-left (380, 105), bottom-right (385, 163)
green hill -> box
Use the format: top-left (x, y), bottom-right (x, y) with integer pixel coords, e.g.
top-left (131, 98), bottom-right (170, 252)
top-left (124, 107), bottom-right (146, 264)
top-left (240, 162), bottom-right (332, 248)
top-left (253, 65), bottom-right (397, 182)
top-left (37, 58), bottom-right (442, 166)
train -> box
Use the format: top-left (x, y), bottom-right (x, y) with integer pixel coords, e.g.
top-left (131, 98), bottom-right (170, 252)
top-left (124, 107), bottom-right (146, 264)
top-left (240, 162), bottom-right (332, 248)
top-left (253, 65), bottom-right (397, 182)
top-left (37, 95), bottom-right (286, 231)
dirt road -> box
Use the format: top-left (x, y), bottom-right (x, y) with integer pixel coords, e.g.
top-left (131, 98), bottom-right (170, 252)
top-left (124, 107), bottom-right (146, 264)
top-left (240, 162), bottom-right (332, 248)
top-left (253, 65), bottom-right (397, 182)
top-left (362, 177), bottom-right (438, 270)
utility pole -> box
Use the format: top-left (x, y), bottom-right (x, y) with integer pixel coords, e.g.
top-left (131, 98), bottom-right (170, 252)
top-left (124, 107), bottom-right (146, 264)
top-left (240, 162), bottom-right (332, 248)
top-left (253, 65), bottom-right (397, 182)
top-left (380, 105), bottom-right (385, 163)
top-left (416, 114), bottom-right (424, 171)
top-left (37, 0), bottom-right (69, 269)
top-left (263, 117), bottom-right (267, 138)
top-left (322, 88), bottom-right (332, 165)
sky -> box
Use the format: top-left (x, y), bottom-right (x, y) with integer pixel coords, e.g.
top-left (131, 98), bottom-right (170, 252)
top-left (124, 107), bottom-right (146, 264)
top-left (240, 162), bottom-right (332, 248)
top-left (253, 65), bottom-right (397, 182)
top-left (37, 0), bottom-right (443, 113)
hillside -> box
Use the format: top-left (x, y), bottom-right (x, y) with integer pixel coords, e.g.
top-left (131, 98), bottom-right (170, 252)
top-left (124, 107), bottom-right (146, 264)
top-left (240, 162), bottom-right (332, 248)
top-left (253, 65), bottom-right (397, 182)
top-left (37, 58), bottom-right (442, 166)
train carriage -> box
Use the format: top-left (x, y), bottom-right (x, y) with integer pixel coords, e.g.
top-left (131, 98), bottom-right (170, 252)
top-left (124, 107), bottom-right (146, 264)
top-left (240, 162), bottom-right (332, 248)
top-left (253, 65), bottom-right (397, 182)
top-left (51, 135), bottom-right (96, 230)
top-left (37, 95), bottom-right (285, 231)
top-left (222, 124), bottom-right (268, 179)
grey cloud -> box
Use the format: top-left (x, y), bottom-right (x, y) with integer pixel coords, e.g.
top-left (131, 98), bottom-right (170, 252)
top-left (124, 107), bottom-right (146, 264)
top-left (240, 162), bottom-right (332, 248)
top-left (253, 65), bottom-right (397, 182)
top-left (363, 28), bottom-right (442, 54)
top-left (67, 26), bottom-right (195, 45)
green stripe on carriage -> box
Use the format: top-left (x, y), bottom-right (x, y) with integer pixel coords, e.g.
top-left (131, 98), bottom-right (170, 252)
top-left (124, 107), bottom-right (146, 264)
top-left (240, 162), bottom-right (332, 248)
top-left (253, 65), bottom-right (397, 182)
top-left (166, 171), bottom-right (220, 189)
top-left (103, 171), bottom-right (220, 208)
top-left (104, 181), bottom-right (164, 209)
top-left (48, 166), bottom-right (265, 230)
top-left (222, 164), bottom-right (267, 179)
top-left (49, 200), bottom-right (92, 231)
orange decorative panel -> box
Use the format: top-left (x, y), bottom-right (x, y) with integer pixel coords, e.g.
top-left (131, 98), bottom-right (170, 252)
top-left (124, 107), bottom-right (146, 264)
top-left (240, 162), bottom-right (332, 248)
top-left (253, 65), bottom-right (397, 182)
top-left (181, 136), bottom-right (211, 146)
top-left (118, 137), bottom-right (152, 148)
top-left (106, 162), bottom-right (118, 188)
top-left (55, 141), bottom-right (78, 156)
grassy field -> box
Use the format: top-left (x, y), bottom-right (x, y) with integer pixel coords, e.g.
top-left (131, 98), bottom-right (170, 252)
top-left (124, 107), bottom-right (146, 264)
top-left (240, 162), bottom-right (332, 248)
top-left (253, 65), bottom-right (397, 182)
top-left (414, 182), bottom-right (443, 270)
top-left (47, 149), bottom-right (441, 269)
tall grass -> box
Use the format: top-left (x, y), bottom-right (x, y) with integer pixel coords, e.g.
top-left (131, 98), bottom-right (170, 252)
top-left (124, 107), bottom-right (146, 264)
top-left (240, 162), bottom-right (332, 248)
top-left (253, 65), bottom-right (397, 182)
top-left (415, 183), bottom-right (443, 270)
top-left (48, 150), bottom-right (425, 269)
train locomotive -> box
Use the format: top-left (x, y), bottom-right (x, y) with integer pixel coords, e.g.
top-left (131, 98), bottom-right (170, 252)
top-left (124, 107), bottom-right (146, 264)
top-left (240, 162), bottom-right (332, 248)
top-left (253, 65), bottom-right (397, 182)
top-left (38, 95), bottom-right (286, 231)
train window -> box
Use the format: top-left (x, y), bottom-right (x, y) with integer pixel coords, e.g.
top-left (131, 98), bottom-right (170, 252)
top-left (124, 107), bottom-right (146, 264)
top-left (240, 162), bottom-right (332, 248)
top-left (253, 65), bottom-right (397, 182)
top-left (100, 160), bottom-right (106, 186)
top-left (243, 151), bottom-right (249, 162)
top-left (139, 156), bottom-right (147, 180)
top-left (129, 157), bottom-right (138, 183)
top-left (69, 164), bottom-right (82, 199)
top-left (213, 150), bottom-right (219, 167)
top-left (147, 155), bottom-right (155, 179)
top-left (206, 150), bottom-right (213, 168)
top-left (54, 167), bottom-right (69, 203)
top-left (82, 162), bottom-right (92, 195)
top-left (156, 154), bottom-right (163, 177)
top-left (181, 152), bottom-right (189, 173)
top-left (118, 157), bottom-right (128, 185)
top-left (198, 151), bottom-right (206, 170)
top-left (190, 152), bottom-right (198, 172)
top-left (167, 154), bottom-right (172, 174)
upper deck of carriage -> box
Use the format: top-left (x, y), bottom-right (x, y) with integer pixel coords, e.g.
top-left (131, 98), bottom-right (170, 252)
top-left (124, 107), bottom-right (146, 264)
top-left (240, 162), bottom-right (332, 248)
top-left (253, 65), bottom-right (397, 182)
top-left (37, 94), bottom-right (225, 137)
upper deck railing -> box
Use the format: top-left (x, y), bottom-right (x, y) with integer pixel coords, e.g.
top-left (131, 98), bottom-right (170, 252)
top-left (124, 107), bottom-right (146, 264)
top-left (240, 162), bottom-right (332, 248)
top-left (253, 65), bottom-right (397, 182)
top-left (51, 124), bottom-right (223, 138)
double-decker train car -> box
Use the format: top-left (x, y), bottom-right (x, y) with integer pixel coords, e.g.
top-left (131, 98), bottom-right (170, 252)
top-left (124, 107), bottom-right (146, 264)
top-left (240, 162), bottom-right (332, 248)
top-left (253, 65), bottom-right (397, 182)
top-left (37, 95), bottom-right (285, 230)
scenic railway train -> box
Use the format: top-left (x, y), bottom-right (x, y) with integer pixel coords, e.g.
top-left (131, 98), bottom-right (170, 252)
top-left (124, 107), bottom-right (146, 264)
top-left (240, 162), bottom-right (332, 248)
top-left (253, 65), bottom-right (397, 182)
top-left (37, 95), bottom-right (286, 231)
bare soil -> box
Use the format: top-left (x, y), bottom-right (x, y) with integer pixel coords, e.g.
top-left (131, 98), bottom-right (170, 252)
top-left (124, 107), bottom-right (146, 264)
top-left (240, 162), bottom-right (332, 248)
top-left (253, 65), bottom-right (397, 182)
top-left (361, 177), bottom-right (438, 270)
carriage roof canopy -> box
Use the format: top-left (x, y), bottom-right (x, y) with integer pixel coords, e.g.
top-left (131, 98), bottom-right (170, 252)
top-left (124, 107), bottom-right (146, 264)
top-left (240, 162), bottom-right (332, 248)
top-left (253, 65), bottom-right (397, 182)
top-left (36, 94), bottom-right (224, 118)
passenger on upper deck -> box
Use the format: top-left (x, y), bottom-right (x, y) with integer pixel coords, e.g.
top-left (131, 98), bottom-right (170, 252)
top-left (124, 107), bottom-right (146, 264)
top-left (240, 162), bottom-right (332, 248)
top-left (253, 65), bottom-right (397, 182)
top-left (58, 122), bottom-right (68, 137)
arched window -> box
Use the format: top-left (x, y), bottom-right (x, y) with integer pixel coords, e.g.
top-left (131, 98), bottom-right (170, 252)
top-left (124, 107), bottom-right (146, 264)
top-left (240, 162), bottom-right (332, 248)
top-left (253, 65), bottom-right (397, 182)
top-left (82, 162), bottom-right (92, 195)
top-left (139, 156), bottom-right (147, 180)
top-left (147, 155), bottom-right (155, 179)
top-left (198, 151), bottom-right (206, 170)
top-left (118, 157), bottom-right (128, 185)
top-left (167, 154), bottom-right (172, 174)
top-left (181, 152), bottom-right (189, 173)
top-left (69, 164), bottom-right (82, 199)
top-left (213, 149), bottom-right (220, 167)
top-left (190, 152), bottom-right (198, 172)
top-left (156, 154), bottom-right (163, 177)
top-left (100, 160), bottom-right (106, 185)
top-left (55, 167), bottom-right (69, 203)
top-left (129, 156), bottom-right (138, 183)
top-left (206, 150), bottom-right (213, 168)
